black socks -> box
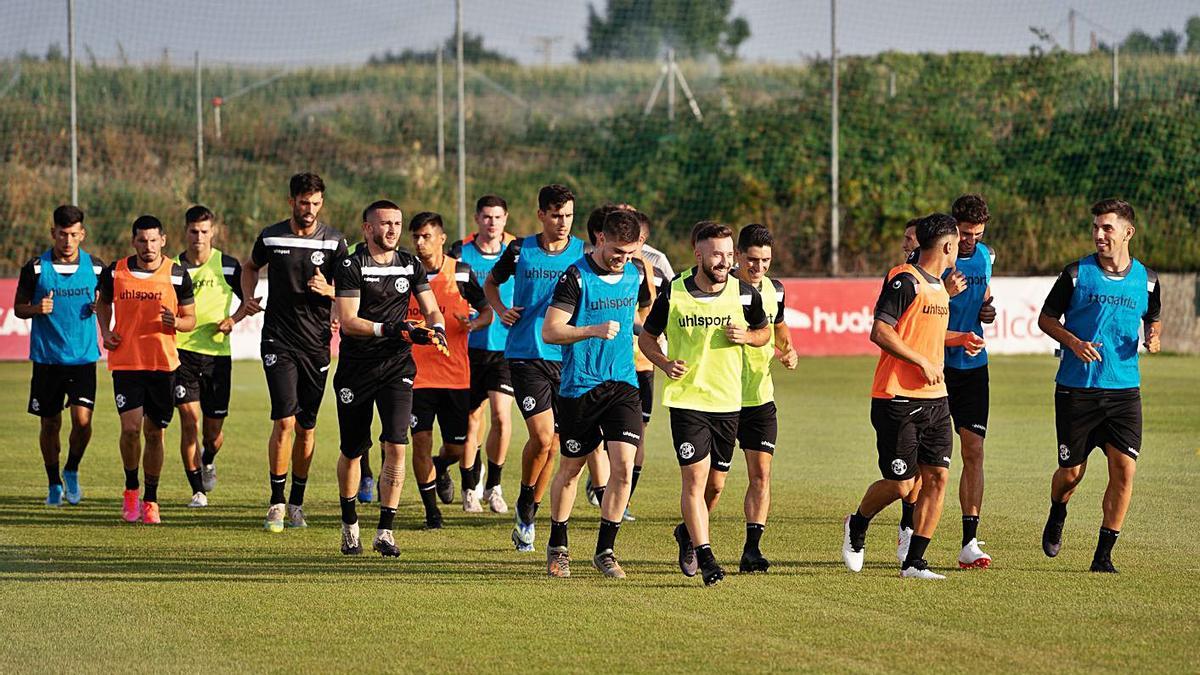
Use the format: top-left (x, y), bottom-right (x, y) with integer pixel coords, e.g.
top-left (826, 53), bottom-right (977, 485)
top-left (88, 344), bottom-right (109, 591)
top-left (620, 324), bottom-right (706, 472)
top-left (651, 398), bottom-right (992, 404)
top-left (485, 461), bottom-right (503, 490)
top-left (1095, 527), bottom-right (1120, 562)
top-left (142, 475), bottom-right (159, 504)
top-left (288, 475), bottom-right (307, 506)
top-left (900, 500), bottom-right (915, 530)
top-left (517, 484), bottom-right (537, 525)
top-left (378, 506), bottom-right (396, 531)
top-left (269, 473), bottom-right (286, 504)
top-left (903, 535), bottom-right (931, 568)
top-left (550, 519), bottom-right (569, 548)
top-left (745, 523), bottom-right (765, 554)
top-left (962, 515), bottom-right (979, 547)
top-left (125, 468), bottom-right (140, 491)
top-left (186, 468), bottom-right (204, 494)
top-left (597, 518), bottom-right (621, 555)
top-left (340, 496), bottom-right (358, 525)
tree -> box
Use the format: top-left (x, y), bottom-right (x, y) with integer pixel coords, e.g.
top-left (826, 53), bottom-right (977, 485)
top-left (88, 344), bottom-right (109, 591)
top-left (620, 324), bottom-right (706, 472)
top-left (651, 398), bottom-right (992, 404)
top-left (370, 33), bottom-right (515, 66)
top-left (576, 0), bottom-right (751, 62)
top-left (1185, 16), bottom-right (1200, 54)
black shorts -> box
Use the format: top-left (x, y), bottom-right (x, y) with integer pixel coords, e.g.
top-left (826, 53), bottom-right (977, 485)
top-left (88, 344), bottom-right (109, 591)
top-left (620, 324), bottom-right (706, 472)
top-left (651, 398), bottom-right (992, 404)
top-left (510, 359), bottom-right (561, 423)
top-left (558, 381), bottom-right (644, 458)
top-left (669, 407), bottom-right (740, 472)
top-left (870, 396), bottom-right (953, 480)
top-left (469, 348), bottom-right (514, 409)
top-left (262, 344), bottom-right (329, 430)
top-left (173, 350), bottom-right (232, 419)
top-left (1054, 386), bottom-right (1142, 467)
top-left (946, 365), bottom-right (989, 438)
top-left (738, 401), bottom-right (778, 454)
top-left (637, 370), bottom-right (654, 422)
top-left (28, 362), bottom-right (96, 417)
top-left (334, 356), bottom-right (416, 458)
top-left (412, 387), bottom-right (471, 445)
top-left (112, 370), bottom-right (175, 429)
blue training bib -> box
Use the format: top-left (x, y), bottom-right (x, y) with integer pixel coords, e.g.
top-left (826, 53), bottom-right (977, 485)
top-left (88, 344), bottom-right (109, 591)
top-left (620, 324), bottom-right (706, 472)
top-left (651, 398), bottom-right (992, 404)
top-left (505, 236), bottom-right (585, 361)
top-left (459, 239), bottom-right (513, 352)
top-left (560, 256), bottom-right (640, 398)
top-left (29, 250), bottom-right (101, 365)
top-left (1056, 255), bottom-right (1148, 389)
top-left (945, 242), bottom-right (993, 369)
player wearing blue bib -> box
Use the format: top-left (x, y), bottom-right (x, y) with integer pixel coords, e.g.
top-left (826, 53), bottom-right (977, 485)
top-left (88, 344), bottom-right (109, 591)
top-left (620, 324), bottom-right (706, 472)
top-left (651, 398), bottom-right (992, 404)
top-left (542, 209), bottom-right (651, 578)
top-left (485, 184), bottom-right (585, 552)
top-left (1037, 199), bottom-right (1162, 574)
top-left (14, 205), bottom-right (104, 506)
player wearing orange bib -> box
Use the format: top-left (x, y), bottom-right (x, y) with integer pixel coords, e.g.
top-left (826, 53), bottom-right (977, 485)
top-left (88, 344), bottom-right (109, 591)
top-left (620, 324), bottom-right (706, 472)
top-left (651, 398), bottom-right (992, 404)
top-left (841, 214), bottom-right (985, 579)
top-left (96, 216), bottom-right (197, 524)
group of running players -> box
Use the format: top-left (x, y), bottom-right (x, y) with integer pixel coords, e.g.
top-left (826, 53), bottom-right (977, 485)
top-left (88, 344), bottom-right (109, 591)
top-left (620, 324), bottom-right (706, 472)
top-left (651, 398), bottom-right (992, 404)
top-left (18, 174), bottom-right (1161, 583)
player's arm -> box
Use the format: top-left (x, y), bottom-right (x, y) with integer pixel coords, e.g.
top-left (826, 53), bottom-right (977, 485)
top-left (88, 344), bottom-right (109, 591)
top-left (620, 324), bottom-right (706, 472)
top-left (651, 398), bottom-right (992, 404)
top-left (165, 265), bottom-right (197, 332)
top-left (1143, 269), bottom-right (1162, 353)
top-left (770, 279), bottom-right (798, 369)
top-left (484, 239), bottom-right (521, 326)
top-left (543, 266), bottom-right (618, 344)
top-left (726, 283), bottom-right (770, 347)
top-left (457, 262), bottom-right (493, 332)
top-left (217, 254), bottom-right (244, 334)
top-left (1037, 263), bottom-right (1101, 363)
top-left (945, 330), bottom-right (985, 356)
top-left (238, 234), bottom-right (268, 317)
top-left (96, 263), bottom-right (119, 350)
top-left (334, 294), bottom-right (372, 336)
top-left (12, 260), bottom-right (51, 319)
top-left (872, 272), bottom-right (941, 384)
top-left (978, 284), bottom-right (996, 324)
top-left (638, 285), bottom-right (687, 379)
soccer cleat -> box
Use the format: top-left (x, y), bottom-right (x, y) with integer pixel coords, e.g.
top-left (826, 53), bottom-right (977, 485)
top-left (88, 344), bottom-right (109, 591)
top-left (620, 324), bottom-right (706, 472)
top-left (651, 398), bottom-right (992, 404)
top-left (674, 523), bottom-right (698, 577)
top-left (285, 504), bottom-right (308, 528)
top-left (373, 530), bottom-right (400, 557)
top-left (264, 503), bottom-right (286, 533)
top-left (423, 510), bottom-right (444, 530)
top-left (45, 484), bottom-right (64, 507)
top-left (357, 475), bottom-right (375, 504)
top-left (700, 559), bottom-right (725, 586)
top-left (435, 469), bottom-right (454, 504)
top-left (585, 477), bottom-right (600, 507)
top-left (483, 485), bottom-right (508, 514)
top-left (122, 489), bottom-right (141, 523)
top-left (593, 549), bottom-right (626, 579)
top-left (512, 515), bottom-right (535, 552)
top-left (341, 522), bottom-right (362, 555)
top-left (897, 526), bottom-right (913, 564)
top-left (739, 550), bottom-right (771, 573)
top-left (842, 515), bottom-right (864, 573)
top-left (1042, 513), bottom-right (1065, 558)
top-left (900, 559), bottom-right (945, 580)
top-left (200, 463), bottom-right (217, 493)
top-left (958, 538), bottom-right (992, 569)
top-left (140, 502), bottom-right (161, 525)
top-left (187, 491), bottom-right (208, 508)
top-left (462, 489), bottom-right (484, 513)
top-left (622, 506), bottom-right (636, 522)
top-left (62, 470), bottom-right (82, 504)
top-left (547, 546), bottom-right (571, 577)
top-left (1090, 558), bottom-right (1119, 574)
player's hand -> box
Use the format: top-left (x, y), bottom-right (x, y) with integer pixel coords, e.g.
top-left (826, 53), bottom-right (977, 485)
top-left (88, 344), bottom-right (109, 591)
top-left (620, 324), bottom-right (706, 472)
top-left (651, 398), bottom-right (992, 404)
top-left (1069, 337), bottom-right (1103, 363)
top-left (37, 290), bottom-right (54, 315)
top-left (330, 317), bottom-right (340, 335)
top-left (591, 321), bottom-right (620, 340)
top-left (779, 347), bottom-right (799, 370)
top-left (962, 332), bottom-right (986, 357)
top-left (664, 359), bottom-right (688, 379)
top-left (919, 358), bottom-right (944, 386)
top-left (240, 296), bottom-right (264, 316)
top-left (217, 317), bottom-right (236, 334)
top-left (1144, 324), bottom-right (1161, 354)
top-left (978, 296), bottom-right (996, 324)
top-left (501, 306), bottom-right (523, 327)
top-left (431, 325), bottom-right (450, 357)
top-left (103, 331), bottom-right (122, 350)
top-left (724, 324), bottom-right (750, 344)
top-left (307, 269), bottom-right (333, 298)
top-left (160, 305), bottom-right (176, 329)
top-left (455, 313), bottom-right (473, 330)
top-left (946, 270), bottom-right (967, 297)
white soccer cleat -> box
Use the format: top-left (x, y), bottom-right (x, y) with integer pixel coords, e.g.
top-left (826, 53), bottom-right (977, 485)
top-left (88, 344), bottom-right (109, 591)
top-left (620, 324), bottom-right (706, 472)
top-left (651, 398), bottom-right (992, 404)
top-left (286, 504), bottom-right (308, 528)
top-left (187, 491), bottom-right (208, 508)
top-left (958, 538), bottom-right (992, 569)
top-left (900, 564), bottom-right (946, 580)
top-left (462, 489), bottom-right (484, 513)
top-left (897, 526), bottom-right (913, 563)
top-left (484, 486), bottom-right (508, 514)
top-left (341, 522), bottom-right (362, 555)
top-left (842, 515), bottom-right (864, 573)
top-left (472, 463), bottom-right (485, 502)
top-left (264, 503), bottom-right (286, 533)
top-left (200, 463), bottom-right (217, 493)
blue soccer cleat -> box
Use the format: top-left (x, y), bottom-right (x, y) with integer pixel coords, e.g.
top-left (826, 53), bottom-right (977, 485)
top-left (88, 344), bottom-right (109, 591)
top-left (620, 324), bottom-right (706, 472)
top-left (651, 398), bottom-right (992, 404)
top-left (45, 484), bottom-right (64, 507)
top-left (62, 470), bottom-right (82, 505)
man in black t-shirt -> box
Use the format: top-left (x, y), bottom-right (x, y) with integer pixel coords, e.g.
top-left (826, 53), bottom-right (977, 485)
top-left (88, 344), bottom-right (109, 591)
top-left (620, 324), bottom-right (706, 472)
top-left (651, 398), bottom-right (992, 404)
top-left (239, 172), bottom-right (349, 533)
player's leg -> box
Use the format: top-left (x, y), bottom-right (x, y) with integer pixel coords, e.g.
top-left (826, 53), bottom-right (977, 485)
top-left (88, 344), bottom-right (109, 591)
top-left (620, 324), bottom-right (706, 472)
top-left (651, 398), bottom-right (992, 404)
top-left (440, 390), bottom-right (479, 512)
top-left (262, 348), bottom-right (302, 530)
top-left (1044, 389), bottom-right (1100, 557)
top-left (585, 444), bottom-right (609, 507)
top-left (136, 371), bottom-right (174, 524)
top-left (63, 404), bottom-right (92, 504)
top-left (30, 363), bottom-right (65, 504)
top-left (625, 369), bottom-right (654, 521)
top-left (547, 452), bottom-right (588, 577)
top-left (703, 467), bottom-right (727, 512)
top-left (900, 399), bottom-right (953, 579)
top-left (1091, 392), bottom-right (1142, 573)
top-left (285, 350), bottom-right (330, 528)
top-left (410, 388), bottom-right (444, 528)
top-left (844, 398), bottom-right (919, 572)
top-left (113, 372), bottom-right (146, 522)
top-left (952, 365), bottom-right (990, 566)
top-left (371, 369), bottom-right (412, 557)
top-left (198, 355), bottom-right (231, 493)
top-left (178, 401), bottom-right (207, 506)
top-left (480, 390), bottom-right (513, 512)
top-left (334, 366), bottom-right (374, 555)
top-left (671, 408), bottom-right (725, 585)
top-left (38, 412), bottom-right (63, 504)
top-left (592, 385), bottom-right (641, 579)
top-left (742, 451), bottom-right (772, 572)
top-left (200, 416), bottom-right (224, 492)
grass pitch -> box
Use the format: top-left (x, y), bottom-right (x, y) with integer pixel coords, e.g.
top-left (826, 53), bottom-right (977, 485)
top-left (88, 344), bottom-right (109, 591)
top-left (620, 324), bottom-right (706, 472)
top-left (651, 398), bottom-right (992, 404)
top-left (0, 355), bottom-right (1197, 673)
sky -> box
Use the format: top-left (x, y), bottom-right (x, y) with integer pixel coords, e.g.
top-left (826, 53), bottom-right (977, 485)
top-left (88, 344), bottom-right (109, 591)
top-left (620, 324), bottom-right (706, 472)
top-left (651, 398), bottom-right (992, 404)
top-left (2, 1), bottom-right (1197, 66)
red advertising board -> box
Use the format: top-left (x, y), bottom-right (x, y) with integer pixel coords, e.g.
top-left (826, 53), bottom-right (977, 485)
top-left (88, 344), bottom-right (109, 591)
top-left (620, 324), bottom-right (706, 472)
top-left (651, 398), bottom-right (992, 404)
top-left (778, 278), bottom-right (882, 356)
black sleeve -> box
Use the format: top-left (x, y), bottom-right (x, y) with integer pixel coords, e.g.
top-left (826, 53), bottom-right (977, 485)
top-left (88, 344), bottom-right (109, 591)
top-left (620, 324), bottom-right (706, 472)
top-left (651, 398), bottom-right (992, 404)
top-left (456, 262), bottom-right (488, 311)
top-left (90, 257), bottom-right (106, 292)
top-left (173, 264), bottom-right (195, 305)
top-left (771, 278), bottom-right (787, 325)
top-left (488, 239), bottom-right (521, 285)
top-left (411, 259), bottom-right (431, 295)
top-left (643, 282), bottom-right (671, 337)
top-left (448, 240), bottom-right (464, 259)
top-left (98, 262), bottom-right (117, 302)
top-left (335, 257), bottom-right (361, 297)
top-left (333, 237), bottom-right (350, 269)
top-left (1145, 269), bottom-right (1161, 323)
top-left (250, 230), bottom-right (269, 267)
top-left (741, 281), bottom-right (768, 330)
top-left (874, 272), bottom-right (919, 326)
top-left (633, 258), bottom-right (652, 308)
top-left (14, 259), bottom-right (37, 304)
top-left (1041, 263), bottom-right (1078, 319)
top-left (550, 266), bottom-right (582, 315)
top-left (221, 253), bottom-right (244, 300)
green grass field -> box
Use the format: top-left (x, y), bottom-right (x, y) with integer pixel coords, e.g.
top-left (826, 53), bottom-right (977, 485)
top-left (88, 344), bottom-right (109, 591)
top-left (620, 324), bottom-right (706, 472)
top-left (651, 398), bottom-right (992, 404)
top-left (0, 355), bottom-right (1197, 673)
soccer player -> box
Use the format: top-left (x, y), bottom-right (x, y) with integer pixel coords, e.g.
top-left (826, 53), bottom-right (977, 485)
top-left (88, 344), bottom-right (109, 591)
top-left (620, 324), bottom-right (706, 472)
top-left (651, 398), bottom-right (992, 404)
top-left (333, 200), bottom-right (448, 556)
top-left (485, 184), bottom-right (585, 552)
top-left (407, 211), bottom-right (492, 525)
top-left (626, 209), bottom-right (667, 521)
top-left (543, 209), bottom-right (652, 579)
top-left (173, 205), bottom-right (244, 507)
top-left (96, 216), bottom-right (197, 524)
top-left (639, 221), bottom-right (771, 586)
top-left (1037, 198), bottom-right (1161, 574)
top-left (712, 223), bottom-right (798, 573)
top-left (449, 195), bottom-right (516, 513)
top-left (14, 205), bottom-right (103, 506)
top-left (240, 172), bottom-right (348, 532)
top-left (841, 214), bottom-right (984, 580)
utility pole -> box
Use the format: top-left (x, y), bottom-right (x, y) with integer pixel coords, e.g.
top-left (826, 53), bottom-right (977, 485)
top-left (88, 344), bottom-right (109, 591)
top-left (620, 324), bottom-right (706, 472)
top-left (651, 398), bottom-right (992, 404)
top-left (830, 0), bottom-right (840, 276)
top-left (1112, 44), bottom-right (1119, 110)
top-left (455, 0), bottom-right (467, 240)
top-left (436, 46), bottom-right (445, 172)
top-left (67, 0), bottom-right (78, 204)
top-left (531, 36), bottom-right (562, 67)
top-left (194, 51), bottom-right (204, 201)
top-left (1068, 8), bottom-right (1076, 53)
top-left (667, 48), bottom-right (677, 121)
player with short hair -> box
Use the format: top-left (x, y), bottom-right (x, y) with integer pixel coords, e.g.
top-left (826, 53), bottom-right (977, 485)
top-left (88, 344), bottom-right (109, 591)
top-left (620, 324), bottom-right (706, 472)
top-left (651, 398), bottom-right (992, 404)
top-left (333, 200), bottom-right (448, 556)
top-left (1037, 198), bottom-right (1161, 574)
top-left (240, 172), bottom-right (348, 532)
top-left (96, 216), bottom-right (197, 524)
top-left (625, 208), bottom-right (667, 521)
top-left (639, 221), bottom-right (771, 586)
top-left (542, 209), bottom-right (652, 578)
top-left (485, 184), bottom-right (585, 552)
top-left (15, 205), bottom-right (104, 506)
top-left (173, 205), bottom-right (244, 507)
top-left (841, 213), bottom-right (985, 579)
top-left (407, 211), bottom-right (492, 525)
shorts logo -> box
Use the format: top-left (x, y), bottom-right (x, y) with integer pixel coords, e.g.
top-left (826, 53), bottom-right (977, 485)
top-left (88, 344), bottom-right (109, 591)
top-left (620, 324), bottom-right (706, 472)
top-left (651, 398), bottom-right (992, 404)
top-left (761, 441), bottom-right (776, 449)
top-left (395, 277), bottom-right (410, 294)
top-left (174, 385), bottom-right (186, 400)
top-left (338, 388), bottom-right (354, 404)
top-left (522, 396), bottom-right (536, 412)
top-left (678, 442), bottom-right (695, 460)
top-left (500, 384), bottom-right (514, 393)
top-left (1058, 444), bottom-right (1070, 461)
top-left (30, 398), bottom-right (39, 412)
top-left (115, 394), bottom-right (127, 409)
top-left (621, 430), bottom-right (641, 441)
top-left (343, 258), bottom-right (353, 267)
top-left (310, 251), bottom-right (326, 266)
top-left (410, 415), bottom-right (419, 428)
top-left (891, 458), bottom-right (908, 475)
top-left (565, 439), bottom-right (581, 453)
top-left (263, 354), bottom-right (278, 367)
